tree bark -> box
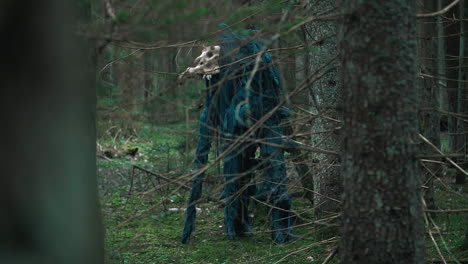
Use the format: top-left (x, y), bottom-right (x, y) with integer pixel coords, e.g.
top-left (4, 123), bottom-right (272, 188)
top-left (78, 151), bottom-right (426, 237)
top-left (339, 1), bottom-right (426, 263)
top-left (306, 0), bottom-right (342, 217)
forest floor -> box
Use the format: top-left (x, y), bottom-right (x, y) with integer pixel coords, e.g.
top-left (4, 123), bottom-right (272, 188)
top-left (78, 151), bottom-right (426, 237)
top-left (97, 123), bottom-right (468, 264)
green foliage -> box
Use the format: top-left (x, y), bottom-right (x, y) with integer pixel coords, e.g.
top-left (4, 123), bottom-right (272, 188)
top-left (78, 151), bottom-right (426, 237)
top-left (116, 9), bottom-right (130, 23)
top-left (283, 18), bottom-right (307, 31)
top-left (264, 0), bottom-right (286, 13)
top-left (225, 6), bottom-right (260, 28)
top-left (97, 118), bottom-right (336, 263)
top-left (75, 0), bottom-right (93, 21)
top-left (441, 133), bottom-right (450, 153)
top-left (426, 183), bottom-right (468, 262)
top-left (97, 95), bottom-right (121, 107)
top-left (165, 8), bottom-right (210, 24)
top-left (102, 191), bottom-right (331, 264)
top-left (97, 119), bottom-right (468, 263)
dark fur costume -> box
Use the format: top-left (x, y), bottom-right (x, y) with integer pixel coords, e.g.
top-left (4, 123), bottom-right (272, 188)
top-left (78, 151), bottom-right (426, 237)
top-left (181, 28), bottom-right (293, 244)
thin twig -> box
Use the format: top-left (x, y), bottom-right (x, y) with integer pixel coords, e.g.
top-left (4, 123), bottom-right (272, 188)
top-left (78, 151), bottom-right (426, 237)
top-left (419, 134), bottom-right (468, 177)
top-left (422, 199), bottom-right (448, 264)
top-left (424, 208), bottom-right (468, 213)
top-left (273, 238), bottom-right (337, 264)
top-left (132, 165), bottom-right (221, 204)
top-left (416, 153), bottom-right (464, 159)
top-left (321, 247), bottom-right (337, 264)
top-left (417, 0), bottom-right (460, 18)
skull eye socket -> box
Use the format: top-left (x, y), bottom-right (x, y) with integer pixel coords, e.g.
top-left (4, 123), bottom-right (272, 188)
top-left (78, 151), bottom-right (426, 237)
top-left (207, 51), bottom-right (213, 58)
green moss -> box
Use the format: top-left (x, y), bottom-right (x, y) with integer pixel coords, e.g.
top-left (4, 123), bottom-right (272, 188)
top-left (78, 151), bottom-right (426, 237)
top-left (103, 190), bottom-right (331, 263)
top-left (425, 181), bottom-right (468, 262)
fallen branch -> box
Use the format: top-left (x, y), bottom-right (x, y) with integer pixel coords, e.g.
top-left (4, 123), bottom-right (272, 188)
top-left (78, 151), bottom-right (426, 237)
top-left (424, 208), bottom-right (468, 213)
top-left (422, 199), bottom-right (448, 264)
top-left (416, 153), bottom-right (464, 159)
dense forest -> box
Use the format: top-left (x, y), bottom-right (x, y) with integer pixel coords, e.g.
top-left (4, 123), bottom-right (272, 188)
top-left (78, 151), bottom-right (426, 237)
top-left (2, 0), bottom-right (467, 263)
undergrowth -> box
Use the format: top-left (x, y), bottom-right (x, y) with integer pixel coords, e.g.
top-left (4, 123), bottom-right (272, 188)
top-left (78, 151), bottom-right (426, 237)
top-left (98, 123), bottom-right (468, 263)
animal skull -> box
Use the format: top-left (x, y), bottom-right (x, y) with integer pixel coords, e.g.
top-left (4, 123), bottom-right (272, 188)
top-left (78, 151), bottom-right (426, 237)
top-left (178, 45), bottom-right (220, 84)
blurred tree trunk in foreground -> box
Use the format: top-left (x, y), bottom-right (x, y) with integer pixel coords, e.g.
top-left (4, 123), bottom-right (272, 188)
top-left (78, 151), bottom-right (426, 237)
top-left (0, 1), bottom-right (104, 264)
top-left (339, 1), bottom-right (425, 263)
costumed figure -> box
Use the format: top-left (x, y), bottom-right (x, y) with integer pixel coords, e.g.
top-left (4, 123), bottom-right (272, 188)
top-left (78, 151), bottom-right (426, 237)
top-left (179, 27), bottom-right (294, 244)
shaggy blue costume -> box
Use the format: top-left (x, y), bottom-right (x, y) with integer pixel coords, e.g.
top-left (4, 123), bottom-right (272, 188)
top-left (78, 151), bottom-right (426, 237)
top-left (181, 28), bottom-right (293, 244)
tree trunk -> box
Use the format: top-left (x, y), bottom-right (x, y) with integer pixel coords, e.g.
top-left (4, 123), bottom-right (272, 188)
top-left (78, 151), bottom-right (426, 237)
top-left (0, 1), bottom-right (104, 263)
top-left (339, 1), bottom-right (426, 263)
top-left (446, 0), bottom-right (461, 155)
top-left (306, 0), bottom-right (342, 217)
top-left (437, 0), bottom-right (449, 119)
top-left (417, 0), bottom-right (439, 210)
top-left (278, 36), bottom-right (297, 94)
top-left (456, 0), bottom-right (468, 184)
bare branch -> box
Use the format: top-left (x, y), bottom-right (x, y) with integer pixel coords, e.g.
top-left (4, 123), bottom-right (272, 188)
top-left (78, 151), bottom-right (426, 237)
top-left (417, 0), bottom-right (460, 18)
top-left (104, 0), bottom-right (117, 19)
top-left (419, 134), bottom-right (468, 177)
top-left (424, 209), bottom-right (468, 213)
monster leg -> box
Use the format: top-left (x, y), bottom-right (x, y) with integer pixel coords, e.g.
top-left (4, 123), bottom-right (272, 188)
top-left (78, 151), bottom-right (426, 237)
top-left (181, 108), bottom-right (213, 244)
top-left (222, 143), bottom-right (244, 240)
top-left (222, 141), bottom-right (257, 239)
top-left (259, 125), bottom-right (293, 243)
